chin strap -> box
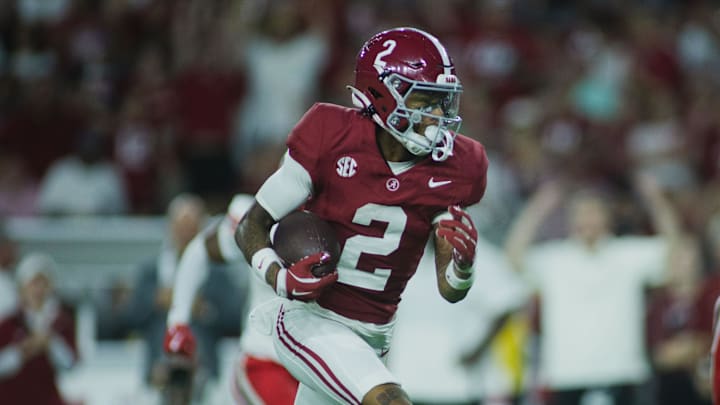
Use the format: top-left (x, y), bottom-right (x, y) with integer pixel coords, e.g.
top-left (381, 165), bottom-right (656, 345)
top-left (431, 128), bottom-right (454, 161)
top-left (348, 85), bottom-right (388, 129)
top-left (348, 85), bottom-right (370, 109)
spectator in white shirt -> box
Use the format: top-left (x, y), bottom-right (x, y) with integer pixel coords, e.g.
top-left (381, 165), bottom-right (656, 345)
top-left (505, 174), bottom-right (680, 405)
top-left (389, 237), bottom-right (530, 405)
top-left (38, 130), bottom-right (128, 216)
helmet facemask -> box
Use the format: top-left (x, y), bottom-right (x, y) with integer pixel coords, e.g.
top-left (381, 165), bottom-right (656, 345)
top-left (348, 27), bottom-right (464, 161)
top-left (382, 73), bottom-right (462, 161)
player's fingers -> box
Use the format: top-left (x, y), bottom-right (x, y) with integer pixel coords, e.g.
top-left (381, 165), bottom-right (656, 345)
top-left (448, 205), bottom-right (468, 222)
top-left (439, 219), bottom-right (477, 242)
top-left (296, 251), bottom-right (331, 267)
top-left (435, 226), bottom-right (449, 240)
top-left (436, 226), bottom-right (457, 243)
top-left (448, 205), bottom-right (476, 232)
top-left (450, 235), bottom-right (473, 257)
top-left (448, 205), bottom-right (462, 218)
top-left (438, 227), bottom-right (476, 260)
top-left (454, 220), bottom-right (476, 240)
top-left (321, 270), bottom-right (339, 283)
top-left (437, 228), bottom-right (474, 253)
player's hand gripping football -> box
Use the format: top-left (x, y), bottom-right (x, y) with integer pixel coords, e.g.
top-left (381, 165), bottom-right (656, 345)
top-left (276, 251), bottom-right (338, 301)
top-left (163, 324), bottom-right (196, 358)
top-left (437, 205), bottom-right (478, 272)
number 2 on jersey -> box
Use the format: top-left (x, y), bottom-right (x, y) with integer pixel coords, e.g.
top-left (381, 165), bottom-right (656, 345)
top-left (338, 203), bottom-right (407, 291)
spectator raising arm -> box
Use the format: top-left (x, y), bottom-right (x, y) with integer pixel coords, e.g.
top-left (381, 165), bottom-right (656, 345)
top-left (633, 173), bottom-right (681, 251)
top-left (505, 181), bottom-right (564, 273)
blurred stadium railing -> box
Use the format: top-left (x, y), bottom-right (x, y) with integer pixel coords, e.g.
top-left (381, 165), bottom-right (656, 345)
top-left (6, 216), bottom-right (238, 405)
top-left (6, 216), bottom-right (166, 300)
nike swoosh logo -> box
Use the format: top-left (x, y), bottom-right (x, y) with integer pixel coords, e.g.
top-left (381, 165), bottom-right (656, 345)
top-left (428, 178), bottom-right (452, 188)
top-left (291, 289), bottom-right (313, 297)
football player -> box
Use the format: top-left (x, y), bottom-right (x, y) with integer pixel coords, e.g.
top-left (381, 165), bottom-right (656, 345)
top-left (164, 194), bottom-right (299, 405)
top-left (234, 27), bottom-right (489, 405)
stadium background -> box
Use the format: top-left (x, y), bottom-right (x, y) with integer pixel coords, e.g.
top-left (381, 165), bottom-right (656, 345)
top-left (1, 0), bottom-right (720, 404)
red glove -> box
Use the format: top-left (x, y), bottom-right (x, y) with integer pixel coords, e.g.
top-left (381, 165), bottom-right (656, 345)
top-left (275, 252), bottom-right (338, 301)
top-left (164, 324), bottom-right (196, 358)
top-left (436, 205), bottom-right (478, 271)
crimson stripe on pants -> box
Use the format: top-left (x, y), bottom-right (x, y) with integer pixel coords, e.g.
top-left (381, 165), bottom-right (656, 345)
top-left (275, 308), bottom-right (360, 405)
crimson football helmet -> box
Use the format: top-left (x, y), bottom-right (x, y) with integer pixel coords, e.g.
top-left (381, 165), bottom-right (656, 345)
top-left (348, 27), bottom-right (463, 161)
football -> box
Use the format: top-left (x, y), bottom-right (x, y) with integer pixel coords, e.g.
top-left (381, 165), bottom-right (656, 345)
top-left (272, 210), bottom-right (341, 277)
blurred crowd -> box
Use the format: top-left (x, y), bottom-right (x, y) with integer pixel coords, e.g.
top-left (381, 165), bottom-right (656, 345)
top-left (2, 0), bottom-right (720, 404)
top-left (0, 0), bottom-right (717, 220)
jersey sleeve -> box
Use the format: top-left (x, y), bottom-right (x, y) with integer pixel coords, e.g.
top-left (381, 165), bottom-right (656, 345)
top-left (464, 142), bottom-right (489, 206)
top-left (286, 103), bottom-right (328, 182)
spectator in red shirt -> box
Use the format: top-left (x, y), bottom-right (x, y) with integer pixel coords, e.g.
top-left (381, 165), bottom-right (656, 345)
top-left (0, 253), bottom-right (77, 405)
top-left (646, 236), bottom-right (717, 405)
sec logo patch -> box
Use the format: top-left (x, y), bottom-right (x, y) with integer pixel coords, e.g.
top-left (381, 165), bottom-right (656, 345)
top-left (336, 156), bottom-right (357, 178)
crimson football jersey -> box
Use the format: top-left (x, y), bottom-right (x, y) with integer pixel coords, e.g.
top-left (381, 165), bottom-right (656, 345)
top-left (287, 103), bottom-right (488, 324)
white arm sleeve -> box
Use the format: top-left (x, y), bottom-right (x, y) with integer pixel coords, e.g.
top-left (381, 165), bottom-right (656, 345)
top-left (48, 334), bottom-right (75, 370)
top-left (166, 236), bottom-right (210, 327)
top-left (217, 194), bottom-right (255, 262)
top-left (217, 215), bottom-right (244, 263)
top-left (255, 152), bottom-right (313, 221)
top-left (0, 276), bottom-right (18, 320)
top-left (0, 347), bottom-right (21, 378)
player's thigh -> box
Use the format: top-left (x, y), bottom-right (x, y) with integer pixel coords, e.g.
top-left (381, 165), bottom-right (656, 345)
top-left (273, 304), bottom-right (396, 405)
top-left (232, 353), bottom-right (298, 405)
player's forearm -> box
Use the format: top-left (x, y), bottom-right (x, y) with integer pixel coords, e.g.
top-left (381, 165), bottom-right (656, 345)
top-left (434, 234), bottom-right (471, 303)
top-left (234, 203), bottom-right (282, 287)
top-left (167, 236), bottom-right (211, 326)
top-left (235, 203), bottom-right (275, 263)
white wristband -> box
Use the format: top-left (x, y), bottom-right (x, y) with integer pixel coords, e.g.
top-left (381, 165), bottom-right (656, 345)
top-left (445, 261), bottom-right (475, 290)
top-left (251, 248), bottom-right (283, 283)
top-left (275, 268), bottom-right (288, 298)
